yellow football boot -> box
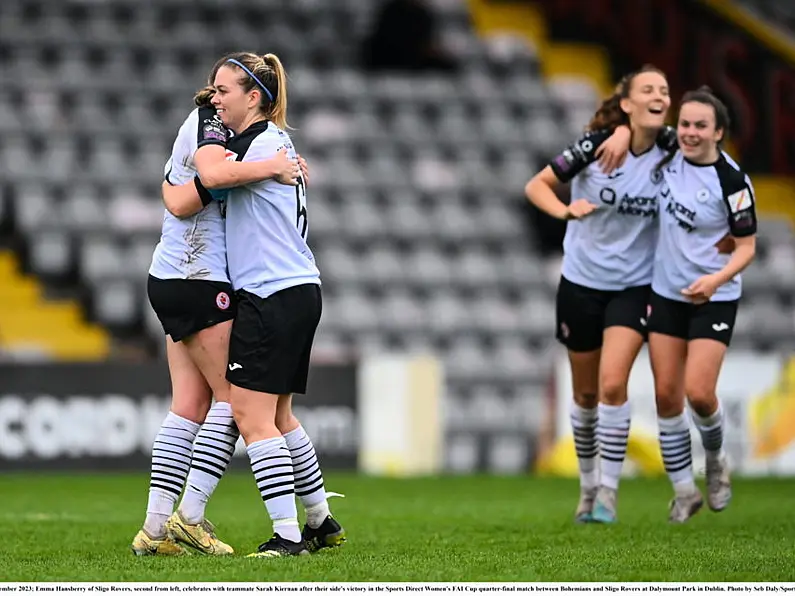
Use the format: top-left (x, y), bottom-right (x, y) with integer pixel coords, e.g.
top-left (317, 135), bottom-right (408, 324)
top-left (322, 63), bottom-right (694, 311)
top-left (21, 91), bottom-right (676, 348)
top-left (166, 510), bottom-right (234, 555)
top-left (130, 529), bottom-right (187, 556)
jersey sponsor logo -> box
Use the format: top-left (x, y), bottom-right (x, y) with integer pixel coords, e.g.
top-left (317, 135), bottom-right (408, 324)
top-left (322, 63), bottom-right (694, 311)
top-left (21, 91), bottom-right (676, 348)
top-left (599, 188), bottom-right (616, 205)
top-left (553, 153), bottom-right (574, 174)
top-left (617, 194), bottom-right (657, 217)
top-left (203, 124), bottom-right (225, 143)
top-left (665, 199), bottom-right (697, 233)
top-left (600, 188), bottom-right (657, 217)
top-left (201, 116), bottom-right (226, 144)
top-left (224, 149), bottom-right (238, 161)
top-left (727, 188), bottom-right (752, 213)
top-left (216, 291), bottom-right (230, 310)
top-left (696, 188), bottom-right (710, 203)
top-left (732, 209), bottom-right (755, 229)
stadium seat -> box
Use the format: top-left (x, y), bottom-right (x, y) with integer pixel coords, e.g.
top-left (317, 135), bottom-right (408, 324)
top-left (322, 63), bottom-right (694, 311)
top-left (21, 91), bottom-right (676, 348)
top-left (1, 0), bottom-right (789, 407)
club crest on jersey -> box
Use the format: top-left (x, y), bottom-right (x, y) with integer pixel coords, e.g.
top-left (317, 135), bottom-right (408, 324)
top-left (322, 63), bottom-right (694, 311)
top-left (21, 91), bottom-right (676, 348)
top-left (216, 292), bottom-right (231, 310)
top-left (727, 188), bottom-right (752, 213)
top-left (650, 169), bottom-right (663, 184)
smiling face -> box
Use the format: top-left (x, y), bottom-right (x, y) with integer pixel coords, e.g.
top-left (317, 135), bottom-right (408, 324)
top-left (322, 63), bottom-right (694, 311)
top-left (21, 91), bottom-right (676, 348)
top-left (620, 70), bottom-right (671, 131)
top-left (211, 65), bottom-right (258, 133)
top-left (677, 100), bottom-right (723, 163)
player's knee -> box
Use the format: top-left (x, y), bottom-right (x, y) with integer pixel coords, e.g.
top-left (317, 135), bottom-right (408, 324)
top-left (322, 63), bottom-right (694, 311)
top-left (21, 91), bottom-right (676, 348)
top-left (229, 392), bottom-right (252, 437)
top-left (170, 400), bottom-right (210, 425)
top-left (230, 388), bottom-right (277, 443)
top-left (275, 412), bottom-right (299, 435)
top-left (573, 391), bottom-right (598, 409)
top-left (212, 383), bottom-right (232, 404)
top-left (654, 382), bottom-right (682, 418)
top-left (599, 374), bottom-right (628, 405)
top-left (685, 384), bottom-right (717, 416)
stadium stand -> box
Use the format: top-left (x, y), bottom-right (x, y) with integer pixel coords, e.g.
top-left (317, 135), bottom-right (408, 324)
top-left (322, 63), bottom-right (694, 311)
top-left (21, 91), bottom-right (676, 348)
top-left (1, 0), bottom-right (794, 397)
top-left (732, 0), bottom-right (795, 35)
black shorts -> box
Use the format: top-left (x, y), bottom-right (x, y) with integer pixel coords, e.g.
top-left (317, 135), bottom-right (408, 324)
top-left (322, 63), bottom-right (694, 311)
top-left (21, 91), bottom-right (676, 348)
top-left (147, 275), bottom-right (236, 342)
top-left (226, 283), bottom-right (322, 395)
top-left (647, 291), bottom-right (739, 346)
top-left (555, 276), bottom-right (651, 353)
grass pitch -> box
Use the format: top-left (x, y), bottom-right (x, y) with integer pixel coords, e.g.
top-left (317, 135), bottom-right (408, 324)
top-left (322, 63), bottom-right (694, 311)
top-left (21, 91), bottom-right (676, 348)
top-left (2, 472), bottom-right (794, 582)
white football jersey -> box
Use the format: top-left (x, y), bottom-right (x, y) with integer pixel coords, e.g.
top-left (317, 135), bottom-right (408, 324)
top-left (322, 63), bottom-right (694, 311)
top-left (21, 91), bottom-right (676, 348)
top-left (224, 120), bottom-right (320, 298)
top-left (550, 129), bottom-right (668, 290)
top-left (653, 151), bottom-right (757, 302)
top-left (149, 107), bottom-right (229, 282)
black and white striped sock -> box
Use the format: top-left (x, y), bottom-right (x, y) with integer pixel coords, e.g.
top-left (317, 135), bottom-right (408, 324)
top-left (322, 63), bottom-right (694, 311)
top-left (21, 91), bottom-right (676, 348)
top-left (570, 403), bottom-right (599, 490)
top-left (597, 402), bottom-right (631, 490)
top-left (658, 413), bottom-right (696, 495)
top-left (178, 402), bottom-right (240, 524)
top-left (144, 411), bottom-right (200, 537)
top-left (247, 436), bottom-right (301, 543)
top-left (692, 404), bottom-right (724, 459)
top-left (283, 425), bottom-right (329, 528)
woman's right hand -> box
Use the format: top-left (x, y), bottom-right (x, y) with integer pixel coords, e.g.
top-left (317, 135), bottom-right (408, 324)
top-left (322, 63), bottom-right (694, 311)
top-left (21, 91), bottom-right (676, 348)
top-left (271, 148), bottom-right (301, 186)
top-left (596, 125), bottom-right (631, 174)
top-left (565, 199), bottom-right (598, 220)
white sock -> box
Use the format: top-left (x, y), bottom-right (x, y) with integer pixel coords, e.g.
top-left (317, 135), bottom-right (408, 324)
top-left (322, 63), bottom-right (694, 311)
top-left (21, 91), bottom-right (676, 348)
top-left (283, 425), bottom-right (329, 528)
top-left (247, 437), bottom-right (301, 543)
top-left (178, 402), bottom-right (240, 524)
top-left (570, 403), bottom-right (599, 490)
top-left (658, 413), bottom-right (696, 495)
top-left (597, 402), bottom-right (631, 490)
top-left (144, 412), bottom-right (200, 537)
top-left (691, 404), bottom-right (724, 461)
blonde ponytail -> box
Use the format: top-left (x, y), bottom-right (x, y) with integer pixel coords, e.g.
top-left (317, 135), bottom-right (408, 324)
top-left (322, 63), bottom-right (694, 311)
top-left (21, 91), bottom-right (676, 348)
top-left (212, 51), bottom-right (291, 129)
top-left (262, 53), bottom-right (289, 130)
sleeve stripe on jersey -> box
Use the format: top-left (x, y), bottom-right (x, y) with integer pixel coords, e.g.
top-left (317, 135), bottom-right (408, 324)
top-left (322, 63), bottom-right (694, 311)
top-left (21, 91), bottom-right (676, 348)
top-left (548, 129), bottom-right (613, 183)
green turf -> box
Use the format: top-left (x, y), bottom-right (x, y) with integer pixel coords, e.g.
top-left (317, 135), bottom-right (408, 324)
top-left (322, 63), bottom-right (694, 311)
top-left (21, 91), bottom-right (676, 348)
top-left (1, 472), bottom-right (793, 582)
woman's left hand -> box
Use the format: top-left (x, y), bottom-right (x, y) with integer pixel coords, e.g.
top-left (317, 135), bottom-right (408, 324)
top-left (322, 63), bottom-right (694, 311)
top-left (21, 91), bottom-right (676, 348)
top-left (681, 274), bottom-right (722, 304)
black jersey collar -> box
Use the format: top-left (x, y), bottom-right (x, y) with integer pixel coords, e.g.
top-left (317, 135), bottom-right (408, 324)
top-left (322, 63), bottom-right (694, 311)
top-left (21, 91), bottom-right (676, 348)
top-left (683, 152), bottom-right (724, 168)
top-left (234, 119), bottom-right (269, 141)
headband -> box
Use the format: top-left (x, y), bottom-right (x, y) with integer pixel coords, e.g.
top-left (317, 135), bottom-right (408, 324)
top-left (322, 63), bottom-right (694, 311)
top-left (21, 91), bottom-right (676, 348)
top-left (226, 58), bottom-right (274, 103)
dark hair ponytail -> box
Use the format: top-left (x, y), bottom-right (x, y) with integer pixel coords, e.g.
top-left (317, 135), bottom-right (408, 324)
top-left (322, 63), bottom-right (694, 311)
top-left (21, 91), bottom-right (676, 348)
top-left (193, 85), bottom-right (215, 108)
top-left (586, 93), bottom-right (628, 131)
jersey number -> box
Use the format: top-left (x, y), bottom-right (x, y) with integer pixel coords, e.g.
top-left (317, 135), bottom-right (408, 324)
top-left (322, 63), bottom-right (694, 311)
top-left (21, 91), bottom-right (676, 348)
top-left (295, 175), bottom-right (308, 239)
